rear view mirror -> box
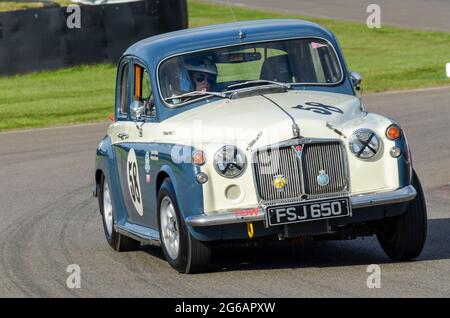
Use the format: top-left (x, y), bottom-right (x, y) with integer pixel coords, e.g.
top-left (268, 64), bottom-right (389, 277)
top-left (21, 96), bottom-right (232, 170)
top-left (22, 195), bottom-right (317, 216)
top-left (215, 52), bottom-right (262, 64)
top-left (350, 71), bottom-right (362, 91)
top-left (130, 100), bottom-right (145, 121)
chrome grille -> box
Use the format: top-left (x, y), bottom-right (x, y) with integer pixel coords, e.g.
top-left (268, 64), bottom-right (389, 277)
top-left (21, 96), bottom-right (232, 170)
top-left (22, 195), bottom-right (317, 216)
top-left (301, 142), bottom-right (347, 196)
top-left (254, 146), bottom-right (302, 201)
top-left (253, 141), bottom-right (347, 202)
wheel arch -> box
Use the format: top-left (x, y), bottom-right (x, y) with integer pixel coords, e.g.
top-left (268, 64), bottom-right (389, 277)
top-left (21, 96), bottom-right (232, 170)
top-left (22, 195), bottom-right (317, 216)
top-left (155, 163), bottom-right (204, 223)
top-left (155, 166), bottom-right (183, 217)
top-left (95, 169), bottom-right (103, 189)
top-left (156, 170), bottom-right (170, 196)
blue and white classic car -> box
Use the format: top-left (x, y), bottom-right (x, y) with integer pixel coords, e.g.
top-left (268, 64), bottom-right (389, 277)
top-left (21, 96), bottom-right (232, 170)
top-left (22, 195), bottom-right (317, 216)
top-left (94, 20), bottom-right (427, 273)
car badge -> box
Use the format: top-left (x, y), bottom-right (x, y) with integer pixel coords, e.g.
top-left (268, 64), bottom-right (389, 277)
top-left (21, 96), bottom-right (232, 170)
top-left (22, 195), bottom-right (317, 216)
top-left (292, 145), bottom-right (303, 158)
top-left (273, 175), bottom-right (287, 191)
top-left (145, 151), bottom-right (151, 173)
top-left (317, 170), bottom-right (330, 187)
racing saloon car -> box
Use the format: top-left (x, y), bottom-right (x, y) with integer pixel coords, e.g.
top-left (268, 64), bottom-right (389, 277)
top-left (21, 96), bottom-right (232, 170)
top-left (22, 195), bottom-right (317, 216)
top-left (93, 19), bottom-right (427, 273)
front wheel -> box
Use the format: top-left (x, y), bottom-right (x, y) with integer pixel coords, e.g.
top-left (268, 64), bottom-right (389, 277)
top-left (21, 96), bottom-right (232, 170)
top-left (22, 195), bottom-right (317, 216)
top-left (98, 173), bottom-right (141, 252)
top-left (377, 170), bottom-right (427, 261)
top-left (158, 178), bottom-right (211, 273)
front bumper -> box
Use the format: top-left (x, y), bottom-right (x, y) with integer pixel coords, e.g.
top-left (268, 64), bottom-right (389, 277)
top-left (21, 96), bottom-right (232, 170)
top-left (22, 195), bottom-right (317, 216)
top-left (185, 185), bottom-right (417, 227)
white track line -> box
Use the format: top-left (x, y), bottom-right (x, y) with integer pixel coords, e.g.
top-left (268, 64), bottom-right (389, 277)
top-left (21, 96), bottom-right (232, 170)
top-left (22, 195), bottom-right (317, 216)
top-left (365, 85), bottom-right (450, 96)
top-left (1, 85), bottom-right (449, 135)
top-left (0, 121), bottom-right (109, 135)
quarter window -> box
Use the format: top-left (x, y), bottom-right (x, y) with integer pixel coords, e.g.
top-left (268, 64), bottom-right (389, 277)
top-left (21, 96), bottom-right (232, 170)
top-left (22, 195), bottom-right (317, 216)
top-left (118, 63), bottom-right (130, 117)
top-left (134, 64), bottom-right (155, 117)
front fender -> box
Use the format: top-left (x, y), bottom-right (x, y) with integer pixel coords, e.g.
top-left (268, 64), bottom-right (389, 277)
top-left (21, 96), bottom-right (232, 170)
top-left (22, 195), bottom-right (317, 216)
top-left (153, 144), bottom-right (204, 220)
top-left (95, 135), bottom-right (128, 226)
top-left (340, 112), bottom-right (409, 194)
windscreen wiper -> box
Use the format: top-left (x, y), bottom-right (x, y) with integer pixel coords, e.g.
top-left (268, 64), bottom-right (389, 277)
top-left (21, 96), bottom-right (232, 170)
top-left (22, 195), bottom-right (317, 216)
top-left (165, 90), bottom-right (227, 103)
top-left (226, 80), bottom-right (291, 91)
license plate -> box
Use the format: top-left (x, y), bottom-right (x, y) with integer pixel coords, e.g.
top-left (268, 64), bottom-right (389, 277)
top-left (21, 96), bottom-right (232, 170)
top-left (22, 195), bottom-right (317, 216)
top-left (266, 197), bottom-right (351, 227)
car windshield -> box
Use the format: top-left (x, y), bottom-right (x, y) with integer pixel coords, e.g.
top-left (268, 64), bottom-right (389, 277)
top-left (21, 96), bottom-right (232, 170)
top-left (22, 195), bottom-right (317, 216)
top-left (158, 38), bottom-right (343, 106)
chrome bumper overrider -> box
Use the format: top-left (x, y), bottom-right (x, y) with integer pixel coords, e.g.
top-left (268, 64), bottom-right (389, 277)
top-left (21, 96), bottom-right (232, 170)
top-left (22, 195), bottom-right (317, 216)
top-left (185, 185), bottom-right (417, 227)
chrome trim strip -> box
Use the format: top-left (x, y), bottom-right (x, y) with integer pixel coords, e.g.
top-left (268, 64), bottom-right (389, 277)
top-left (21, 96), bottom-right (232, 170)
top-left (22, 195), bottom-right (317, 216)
top-left (185, 186), bottom-right (416, 227)
top-left (185, 208), bottom-right (266, 227)
top-left (350, 185), bottom-right (416, 209)
top-left (254, 137), bottom-right (341, 153)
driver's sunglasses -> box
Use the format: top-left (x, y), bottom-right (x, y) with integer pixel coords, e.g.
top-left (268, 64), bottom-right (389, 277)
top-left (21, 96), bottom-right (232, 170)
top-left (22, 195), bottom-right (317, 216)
top-left (194, 73), bottom-right (216, 84)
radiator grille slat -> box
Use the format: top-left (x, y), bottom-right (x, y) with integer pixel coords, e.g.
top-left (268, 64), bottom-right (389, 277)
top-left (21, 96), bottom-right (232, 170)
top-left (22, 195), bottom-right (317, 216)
top-left (254, 141), bottom-right (347, 202)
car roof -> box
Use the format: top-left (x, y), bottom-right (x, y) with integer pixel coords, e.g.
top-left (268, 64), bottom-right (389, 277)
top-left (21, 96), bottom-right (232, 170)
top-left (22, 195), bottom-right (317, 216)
top-left (120, 19), bottom-right (353, 122)
top-left (125, 19), bottom-right (336, 67)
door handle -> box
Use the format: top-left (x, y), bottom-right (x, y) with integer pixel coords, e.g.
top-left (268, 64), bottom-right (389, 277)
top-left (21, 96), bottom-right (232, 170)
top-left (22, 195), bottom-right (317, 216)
top-left (117, 132), bottom-right (129, 140)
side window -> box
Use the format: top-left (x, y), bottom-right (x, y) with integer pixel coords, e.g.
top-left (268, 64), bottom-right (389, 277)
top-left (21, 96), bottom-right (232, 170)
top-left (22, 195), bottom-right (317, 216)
top-left (308, 42), bottom-right (341, 83)
top-left (134, 64), bottom-right (156, 118)
top-left (142, 69), bottom-right (152, 102)
top-left (119, 63), bottom-right (130, 117)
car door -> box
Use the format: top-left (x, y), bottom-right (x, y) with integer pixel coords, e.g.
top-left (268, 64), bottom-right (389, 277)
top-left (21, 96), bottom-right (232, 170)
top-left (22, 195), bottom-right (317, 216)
top-left (112, 58), bottom-right (159, 228)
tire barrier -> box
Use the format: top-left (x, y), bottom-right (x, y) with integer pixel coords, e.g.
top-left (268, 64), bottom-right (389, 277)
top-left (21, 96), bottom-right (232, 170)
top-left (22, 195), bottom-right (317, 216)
top-left (0, 0), bottom-right (188, 75)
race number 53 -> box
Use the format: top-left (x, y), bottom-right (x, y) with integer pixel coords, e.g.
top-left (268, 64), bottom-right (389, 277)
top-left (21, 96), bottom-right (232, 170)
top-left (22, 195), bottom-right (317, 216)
top-left (127, 149), bottom-right (144, 216)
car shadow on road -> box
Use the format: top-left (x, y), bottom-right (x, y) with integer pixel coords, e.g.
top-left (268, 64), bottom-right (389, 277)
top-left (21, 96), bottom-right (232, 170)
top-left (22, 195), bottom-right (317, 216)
top-left (139, 218), bottom-right (450, 273)
top-left (208, 218), bottom-right (450, 273)
top-left (140, 245), bottom-right (166, 261)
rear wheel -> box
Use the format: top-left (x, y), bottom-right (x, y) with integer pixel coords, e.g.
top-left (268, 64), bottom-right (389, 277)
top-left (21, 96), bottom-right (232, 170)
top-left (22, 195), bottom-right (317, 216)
top-left (377, 170), bottom-right (427, 261)
top-left (158, 178), bottom-right (211, 273)
top-left (98, 174), bottom-right (141, 252)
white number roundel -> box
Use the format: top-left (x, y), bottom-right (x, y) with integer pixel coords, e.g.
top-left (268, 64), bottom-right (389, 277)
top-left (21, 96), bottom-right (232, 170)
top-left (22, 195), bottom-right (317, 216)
top-left (127, 148), bottom-right (143, 216)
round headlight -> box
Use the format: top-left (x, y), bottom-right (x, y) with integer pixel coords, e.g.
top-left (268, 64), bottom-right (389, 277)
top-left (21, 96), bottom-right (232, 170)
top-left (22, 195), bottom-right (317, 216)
top-left (349, 129), bottom-right (380, 160)
top-left (214, 146), bottom-right (247, 178)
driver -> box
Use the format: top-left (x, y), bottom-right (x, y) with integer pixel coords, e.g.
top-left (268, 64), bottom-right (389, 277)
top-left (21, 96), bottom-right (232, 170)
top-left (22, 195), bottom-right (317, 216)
top-left (184, 56), bottom-right (218, 92)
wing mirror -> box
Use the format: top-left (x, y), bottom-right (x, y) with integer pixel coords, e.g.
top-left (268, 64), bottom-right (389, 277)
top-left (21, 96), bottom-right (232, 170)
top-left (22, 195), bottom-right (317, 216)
top-left (350, 71), bottom-right (362, 91)
top-left (130, 100), bottom-right (145, 121)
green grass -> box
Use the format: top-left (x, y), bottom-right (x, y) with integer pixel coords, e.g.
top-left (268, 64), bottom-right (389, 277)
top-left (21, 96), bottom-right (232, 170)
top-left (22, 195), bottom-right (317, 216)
top-left (0, 65), bottom-right (116, 130)
top-left (0, 2), bottom-right (43, 11)
top-left (0, 0), bottom-right (449, 131)
top-left (189, 0), bottom-right (450, 92)
top-left (0, 1), bottom-right (72, 12)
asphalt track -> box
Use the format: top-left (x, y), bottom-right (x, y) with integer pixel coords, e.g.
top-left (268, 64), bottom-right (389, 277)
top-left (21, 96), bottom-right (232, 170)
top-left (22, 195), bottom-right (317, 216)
top-left (0, 86), bottom-right (449, 297)
top-left (207, 0), bottom-right (449, 32)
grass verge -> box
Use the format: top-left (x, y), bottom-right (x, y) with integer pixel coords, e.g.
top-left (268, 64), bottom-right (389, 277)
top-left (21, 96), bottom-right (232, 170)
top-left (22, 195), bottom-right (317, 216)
top-left (0, 0), bottom-right (449, 131)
